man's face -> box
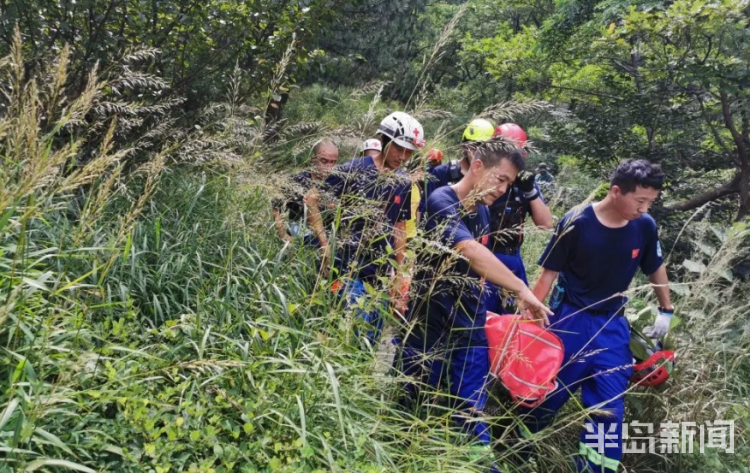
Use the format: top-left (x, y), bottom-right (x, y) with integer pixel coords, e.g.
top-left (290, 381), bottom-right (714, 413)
top-left (383, 141), bottom-right (413, 170)
top-left (475, 158), bottom-right (519, 205)
top-left (314, 145), bottom-right (338, 175)
top-left (612, 185), bottom-right (660, 220)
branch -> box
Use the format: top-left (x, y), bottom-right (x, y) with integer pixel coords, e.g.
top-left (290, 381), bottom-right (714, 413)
top-left (665, 174), bottom-right (740, 212)
top-left (694, 92), bottom-right (732, 156)
top-left (153, 0), bottom-right (203, 49)
top-left (720, 92), bottom-right (749, 167)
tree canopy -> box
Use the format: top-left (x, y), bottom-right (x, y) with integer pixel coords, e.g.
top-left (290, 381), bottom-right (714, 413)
top-left (4, 0), bottom-right (749, 219)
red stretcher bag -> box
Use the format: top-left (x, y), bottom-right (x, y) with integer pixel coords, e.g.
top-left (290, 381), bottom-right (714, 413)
top-left (485, 312), bottom-right (565, 408)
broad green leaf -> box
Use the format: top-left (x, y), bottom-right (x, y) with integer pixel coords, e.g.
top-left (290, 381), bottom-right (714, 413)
top-left (694, 240), bottom-right (716, 256)
top-left (682, 259), bottom-right (706, 273)
top-left (33, 428), bottom-right (74, 455)
top-left (669, 282), bottom-right (691, 296)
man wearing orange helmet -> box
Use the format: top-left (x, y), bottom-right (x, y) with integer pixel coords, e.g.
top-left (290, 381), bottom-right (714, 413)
top-left (486, 123), bottom-right (553, 313)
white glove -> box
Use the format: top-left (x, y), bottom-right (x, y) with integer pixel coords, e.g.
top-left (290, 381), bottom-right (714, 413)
top-left (643, 308), bottom-right (674, 339)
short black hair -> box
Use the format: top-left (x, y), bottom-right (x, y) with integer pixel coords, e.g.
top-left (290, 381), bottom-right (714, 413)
top-left (473, 136), bottom-right (525, 172)
top-left (379, 134), bottom-right (393, 149)
top-left (610, 159), bottom-right (665, 194)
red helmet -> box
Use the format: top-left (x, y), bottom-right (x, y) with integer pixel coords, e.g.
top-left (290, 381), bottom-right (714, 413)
top-left (485, 313), bottom-right (564, 408)
top-left (427, 148), bottom-right (444, 165)
top-left (494, 123), bottom-right (528, 148)
top-left (630, 331), bottom-right (675, 388)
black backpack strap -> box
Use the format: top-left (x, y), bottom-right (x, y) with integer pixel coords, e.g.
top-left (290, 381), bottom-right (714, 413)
top-left (448, 160), bottom-right (462, 182)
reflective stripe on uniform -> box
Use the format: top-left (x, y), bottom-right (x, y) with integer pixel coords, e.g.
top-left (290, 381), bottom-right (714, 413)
top-left (579, 442), bottom-right (620, 471)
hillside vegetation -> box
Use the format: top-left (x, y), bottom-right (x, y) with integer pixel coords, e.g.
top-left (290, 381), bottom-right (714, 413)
top-left (1, 1), bottom-right (750, 472)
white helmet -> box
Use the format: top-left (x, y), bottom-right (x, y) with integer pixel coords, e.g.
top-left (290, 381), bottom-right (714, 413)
top-left (362, 139), bottom-right (382, 152)
top-left (377, 112), bottom-right (425, 151)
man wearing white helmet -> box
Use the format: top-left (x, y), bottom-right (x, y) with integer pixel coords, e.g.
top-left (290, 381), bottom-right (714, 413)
top-left (361, 139), bottom-right (382, 157)
top-left (365, 136), bottom-right (423, 243)
top-left (306, 112), bottom-right (424, 345)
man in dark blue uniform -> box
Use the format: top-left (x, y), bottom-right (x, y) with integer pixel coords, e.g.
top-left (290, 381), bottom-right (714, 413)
top-left (423, 118), bottom-right (496, 203)
top-left (306, 112), bottom-right (425, 345)
top-left (520, 159), bottom-right (675, 472)
top-left (536, 163), bottom-right (554, 184)
top-left (485, 124), bottom-right (553, 314)
top-left (394, 137), bottom-right (552, 469)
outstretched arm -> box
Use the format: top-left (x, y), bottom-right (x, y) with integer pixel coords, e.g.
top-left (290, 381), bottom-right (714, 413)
top-left (393, 221), bottom-right (407, 267)
top-left (456, 239), bottom-right (552, 323)
top-left (529, 199), bottom-right (553, 229)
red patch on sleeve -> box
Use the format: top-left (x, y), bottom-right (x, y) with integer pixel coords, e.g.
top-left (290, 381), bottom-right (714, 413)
top-left (394, 195), bottom-right (402, 204)
top-left (481, 235), bottom-right (489, 245)
top-left (632, 249), bottom-right (640, 259)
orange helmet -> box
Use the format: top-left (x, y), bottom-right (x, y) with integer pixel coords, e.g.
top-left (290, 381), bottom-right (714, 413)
top-left (426, 148), bottom-right (444, 165)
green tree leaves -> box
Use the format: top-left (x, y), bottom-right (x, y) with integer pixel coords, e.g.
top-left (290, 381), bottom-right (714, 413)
top-left (2, 0), bottom-right (351, 107)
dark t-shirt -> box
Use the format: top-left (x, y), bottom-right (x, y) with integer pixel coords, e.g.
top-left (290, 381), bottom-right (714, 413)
top-left (539, 204), bottom-right (664, 311)
top-left (273, 171), bottom-right (322, 246)
top-left (488, 183), bottom-right (545, 252)
top-left (323, 156), bottom-right (412, 282)
top-left (284, 171), bottom-right (314, 221)
top-left (409, 186), bottom-right (492, 337)
top-left (423, 160), bottom-right (463, 211)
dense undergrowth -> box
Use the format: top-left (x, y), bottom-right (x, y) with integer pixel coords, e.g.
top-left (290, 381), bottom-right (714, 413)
top-left (2, 32), bottom-right (750, 473)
